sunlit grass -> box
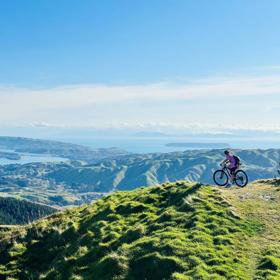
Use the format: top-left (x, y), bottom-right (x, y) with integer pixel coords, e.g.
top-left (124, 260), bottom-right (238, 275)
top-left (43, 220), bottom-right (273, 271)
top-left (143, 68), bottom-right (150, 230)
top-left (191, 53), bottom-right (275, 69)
top-left (0, 180), bottom-right (279, 279)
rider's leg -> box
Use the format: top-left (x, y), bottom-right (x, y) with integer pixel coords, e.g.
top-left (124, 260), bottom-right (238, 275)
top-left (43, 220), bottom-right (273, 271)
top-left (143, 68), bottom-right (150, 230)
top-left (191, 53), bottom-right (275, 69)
top-left (229, 168), bottom-right (237, 183)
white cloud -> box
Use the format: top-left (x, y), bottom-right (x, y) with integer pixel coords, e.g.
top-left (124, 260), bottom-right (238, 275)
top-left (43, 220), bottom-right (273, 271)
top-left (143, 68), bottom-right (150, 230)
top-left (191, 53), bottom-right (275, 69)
top-left (0, 71), bottom-right (279, 127)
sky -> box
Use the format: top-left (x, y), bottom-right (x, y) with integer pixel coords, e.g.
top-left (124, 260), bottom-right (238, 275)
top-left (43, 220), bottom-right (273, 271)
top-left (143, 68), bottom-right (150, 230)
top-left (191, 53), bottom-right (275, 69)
top-left (0, 0), bottom-right (280, 134)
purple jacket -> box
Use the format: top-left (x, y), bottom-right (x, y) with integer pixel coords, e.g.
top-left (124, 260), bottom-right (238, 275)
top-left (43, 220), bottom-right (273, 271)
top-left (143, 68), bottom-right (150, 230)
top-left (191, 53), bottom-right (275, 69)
top-left (226, 154), bottom-right (237, 168)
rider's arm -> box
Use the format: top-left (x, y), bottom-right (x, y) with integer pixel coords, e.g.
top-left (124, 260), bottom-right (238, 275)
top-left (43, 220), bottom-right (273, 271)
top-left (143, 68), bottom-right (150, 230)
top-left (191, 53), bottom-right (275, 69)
top-left (221, 159), bottom-right (229, 166)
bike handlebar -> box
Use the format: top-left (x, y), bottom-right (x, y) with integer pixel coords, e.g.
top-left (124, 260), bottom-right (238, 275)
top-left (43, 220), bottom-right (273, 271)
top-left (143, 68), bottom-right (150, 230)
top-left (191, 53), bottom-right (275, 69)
top-left (220, 162), bottom-right (242, 168)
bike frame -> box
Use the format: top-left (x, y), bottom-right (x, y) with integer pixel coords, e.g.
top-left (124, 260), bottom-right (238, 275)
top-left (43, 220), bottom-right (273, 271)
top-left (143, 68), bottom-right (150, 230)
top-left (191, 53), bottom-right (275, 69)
top-left (221, 164), bottom-right (237, 179)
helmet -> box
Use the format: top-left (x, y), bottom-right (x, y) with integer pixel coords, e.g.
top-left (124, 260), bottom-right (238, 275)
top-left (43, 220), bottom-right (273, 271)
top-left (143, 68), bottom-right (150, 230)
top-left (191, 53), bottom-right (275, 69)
top-left (224, 150), bottom-right (230, 155)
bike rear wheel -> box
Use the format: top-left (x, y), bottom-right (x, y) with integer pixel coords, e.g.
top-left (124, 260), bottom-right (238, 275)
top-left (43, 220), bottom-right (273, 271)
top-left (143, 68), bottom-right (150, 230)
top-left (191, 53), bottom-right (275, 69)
top-left (234, 170), bottom-right (248, 187)
top-left (213, 170), bottom-right (229, 186)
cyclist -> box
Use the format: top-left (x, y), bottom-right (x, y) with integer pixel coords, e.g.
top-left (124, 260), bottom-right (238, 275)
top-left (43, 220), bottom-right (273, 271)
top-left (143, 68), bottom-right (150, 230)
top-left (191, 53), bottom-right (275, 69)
top-left (221, 150), bottom-right (240, 185)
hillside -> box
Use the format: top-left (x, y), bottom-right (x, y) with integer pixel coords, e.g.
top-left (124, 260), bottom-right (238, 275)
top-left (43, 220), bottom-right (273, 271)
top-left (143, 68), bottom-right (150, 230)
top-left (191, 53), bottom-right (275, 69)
top-left (48, 149), bottom-right (280, 189)
top-left (0, 197), bottom-right (57, 225)
top-left (0, 136), bottom-right (128, 162)
top-left (1, 149), bottom-right (280, 206)
top-left (0, 181), bottom-right (279, 279)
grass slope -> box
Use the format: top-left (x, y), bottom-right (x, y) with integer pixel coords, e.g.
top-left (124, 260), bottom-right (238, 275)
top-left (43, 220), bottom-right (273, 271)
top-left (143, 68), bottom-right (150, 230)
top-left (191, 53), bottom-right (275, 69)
top-left (220, 179), bottom-right (280, 279)
top-left (0, 181), bottom-right (279, 279)
top-left (0, 197), bottom-right (57, 225)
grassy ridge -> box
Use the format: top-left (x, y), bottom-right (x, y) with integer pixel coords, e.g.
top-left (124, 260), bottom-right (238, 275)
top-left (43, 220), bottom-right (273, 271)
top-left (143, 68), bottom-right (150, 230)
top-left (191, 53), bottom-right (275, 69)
top-left (221, 180), bottom-right (280, 279)
top-left (0, 181), bottom-right (279, 279)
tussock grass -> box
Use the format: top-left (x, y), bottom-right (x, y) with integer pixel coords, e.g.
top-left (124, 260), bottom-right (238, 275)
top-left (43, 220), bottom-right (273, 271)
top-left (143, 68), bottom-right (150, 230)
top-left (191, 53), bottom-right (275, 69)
top-left (0, 181), bottom-right (279, 279)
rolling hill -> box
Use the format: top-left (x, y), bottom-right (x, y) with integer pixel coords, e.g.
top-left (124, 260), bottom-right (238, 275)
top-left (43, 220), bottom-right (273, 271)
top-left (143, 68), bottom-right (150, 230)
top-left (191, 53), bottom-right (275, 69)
top-left (0, 149), bottom-right (279, 206)
top-left (0, 196), bottom-right (57, 225)
top-left (0, 136), bottom-right (128, 162)
top-left (47, 148), bottom-right (280, 190)
top-left (0, 180), bottom-right (279, 279)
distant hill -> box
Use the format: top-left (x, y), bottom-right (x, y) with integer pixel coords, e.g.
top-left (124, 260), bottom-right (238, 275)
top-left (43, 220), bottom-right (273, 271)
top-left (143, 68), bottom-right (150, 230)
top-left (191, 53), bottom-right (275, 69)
top-left (0, 136), bottom-right (128, 162)
top-left (166, 142), bottom-right (230, 148)
top-left (0, 181), bottom-right (279, 279)
top-left (0, 196), bottom-right (57, 225)
top-left (45, 148), bottom-right (280, 191)
top-left (0, 149), bottom-right (280, 206)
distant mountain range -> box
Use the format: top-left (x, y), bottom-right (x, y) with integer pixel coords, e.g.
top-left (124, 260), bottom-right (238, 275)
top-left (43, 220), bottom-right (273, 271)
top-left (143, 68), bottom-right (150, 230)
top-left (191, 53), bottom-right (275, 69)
top-left (46, 149), bottom-right (279, 190)
top-left (0, 148), bottom-right (279, 206)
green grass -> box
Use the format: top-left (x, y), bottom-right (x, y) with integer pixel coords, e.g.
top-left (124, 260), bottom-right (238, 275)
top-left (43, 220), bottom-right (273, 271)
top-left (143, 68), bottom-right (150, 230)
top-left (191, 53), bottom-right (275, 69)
top-left (0, 181), bottom-right (279, 279)
top-left (220, 179), bottom-right (280, 279)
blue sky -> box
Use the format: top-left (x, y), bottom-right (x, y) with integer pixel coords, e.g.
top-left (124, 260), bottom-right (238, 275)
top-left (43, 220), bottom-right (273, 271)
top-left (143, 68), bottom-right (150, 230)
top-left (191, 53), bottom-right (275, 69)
top-left (1, 0), bottom-right (280, 86)
top-left (0, 0), bottom-right (280, 133)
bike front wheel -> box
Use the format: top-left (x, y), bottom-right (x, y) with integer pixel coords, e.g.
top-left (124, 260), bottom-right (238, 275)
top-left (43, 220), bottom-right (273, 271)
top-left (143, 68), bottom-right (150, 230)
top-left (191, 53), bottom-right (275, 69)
top-left (234, 170), bottom-right (248, 187)
top-left (213, 170), bottom-right (229, 186)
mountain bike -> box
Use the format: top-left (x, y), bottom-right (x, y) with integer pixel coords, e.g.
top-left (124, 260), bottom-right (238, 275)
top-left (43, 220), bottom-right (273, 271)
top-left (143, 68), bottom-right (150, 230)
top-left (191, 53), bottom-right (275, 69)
top-left (213, 163), bottom-right (248, 187)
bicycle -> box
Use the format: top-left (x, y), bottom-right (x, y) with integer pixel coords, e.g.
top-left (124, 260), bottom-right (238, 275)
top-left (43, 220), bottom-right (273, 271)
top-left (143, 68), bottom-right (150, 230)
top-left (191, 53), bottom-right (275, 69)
top-left (213, 163), bottom-right (248, 187)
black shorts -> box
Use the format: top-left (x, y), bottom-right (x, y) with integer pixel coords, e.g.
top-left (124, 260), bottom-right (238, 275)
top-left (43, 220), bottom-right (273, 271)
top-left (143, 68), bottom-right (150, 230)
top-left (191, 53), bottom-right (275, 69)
top-left (229, 167), bottom-right (237, 175)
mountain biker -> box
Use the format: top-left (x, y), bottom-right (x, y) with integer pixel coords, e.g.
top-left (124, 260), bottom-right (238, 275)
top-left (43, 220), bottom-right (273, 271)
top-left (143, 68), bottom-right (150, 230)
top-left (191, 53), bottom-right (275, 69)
top-left (221, 150), bottom-right (240, 184)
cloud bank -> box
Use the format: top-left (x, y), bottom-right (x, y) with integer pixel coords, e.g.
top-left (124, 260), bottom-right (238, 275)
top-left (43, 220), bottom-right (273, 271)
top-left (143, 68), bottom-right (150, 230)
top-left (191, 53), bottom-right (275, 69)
top-left (0, 72), bottom-right (279, 129)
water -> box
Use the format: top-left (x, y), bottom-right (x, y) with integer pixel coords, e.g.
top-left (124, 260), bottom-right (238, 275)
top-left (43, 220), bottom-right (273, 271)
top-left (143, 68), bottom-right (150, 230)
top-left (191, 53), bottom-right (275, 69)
top-left (56, 137), bottom-right (209, 153)
top-left (1, 136), bottom-right (279, 166)
top-left (56, 136), bottom-right (280, 154)
top-left (0, 150), bottom-right (67, 165)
